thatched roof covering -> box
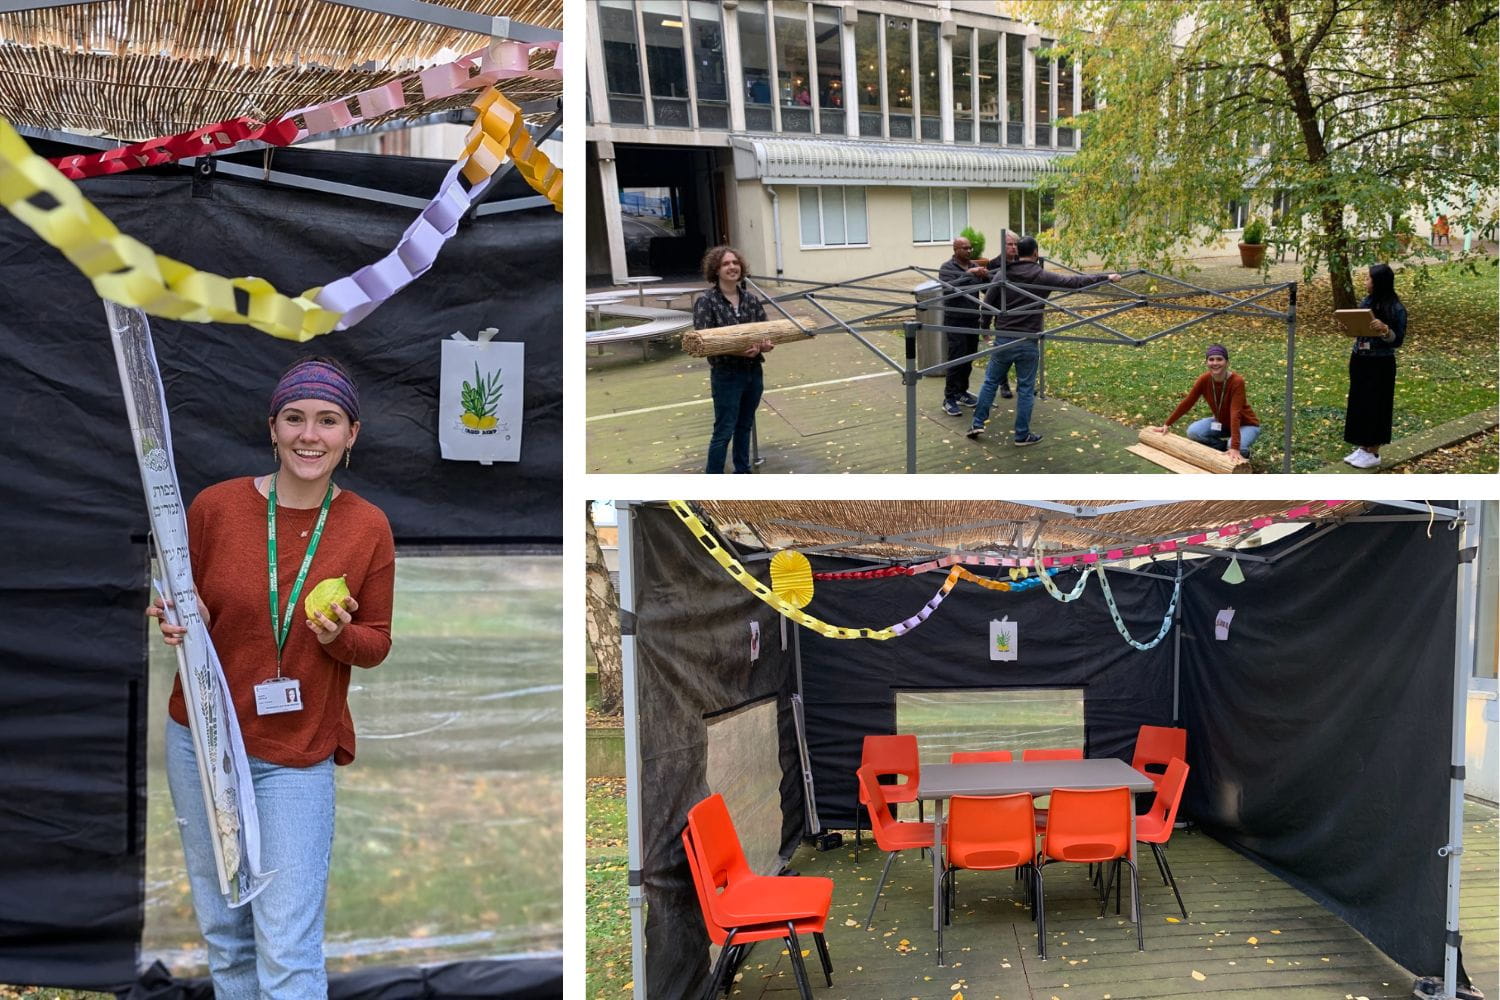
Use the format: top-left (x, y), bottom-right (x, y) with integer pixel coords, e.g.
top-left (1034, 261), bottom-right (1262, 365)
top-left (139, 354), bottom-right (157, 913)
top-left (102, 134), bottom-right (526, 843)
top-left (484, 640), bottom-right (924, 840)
top-left (688, 500), bottom-right (1378, 562)
top-left (0, 0), bottom-right (561, 140)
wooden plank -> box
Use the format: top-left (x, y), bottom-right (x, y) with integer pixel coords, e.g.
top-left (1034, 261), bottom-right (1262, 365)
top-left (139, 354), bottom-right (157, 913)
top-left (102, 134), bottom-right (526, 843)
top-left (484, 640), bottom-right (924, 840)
top-left (1127, 442), bottom-right (1211, 474)
top-left (1137, 427), bottom-right (1252, 473)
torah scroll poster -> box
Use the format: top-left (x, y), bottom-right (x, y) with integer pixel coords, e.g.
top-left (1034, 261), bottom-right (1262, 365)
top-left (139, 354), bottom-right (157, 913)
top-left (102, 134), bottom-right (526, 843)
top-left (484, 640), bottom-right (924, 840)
top-left (105, 302), bottom-right (270, 906)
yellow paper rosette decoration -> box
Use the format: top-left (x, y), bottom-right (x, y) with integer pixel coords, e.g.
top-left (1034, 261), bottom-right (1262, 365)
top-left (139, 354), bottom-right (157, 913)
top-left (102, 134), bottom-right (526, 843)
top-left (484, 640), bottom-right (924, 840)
top-left (770, 549), bottom-right (814, 608)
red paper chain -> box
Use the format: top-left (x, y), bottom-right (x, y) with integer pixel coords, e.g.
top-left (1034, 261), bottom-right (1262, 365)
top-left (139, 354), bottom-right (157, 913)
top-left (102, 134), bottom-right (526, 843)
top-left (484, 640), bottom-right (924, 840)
top-left (50, 119), bottom-right (301, 180)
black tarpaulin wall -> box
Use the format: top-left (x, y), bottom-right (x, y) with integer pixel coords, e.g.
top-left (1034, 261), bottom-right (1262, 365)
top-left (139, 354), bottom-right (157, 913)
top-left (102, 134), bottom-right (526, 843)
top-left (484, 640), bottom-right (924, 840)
top-left (1178, 517), bottom-right (1457, 976)
top-left (798, 565), bottom-right (1178, 829)
top-left (632, 506), bottom-right (802, 1000)
top-left (630, 504), bottom-right (1461, 996)
top-left (0, 144), bottom-right (560, 992)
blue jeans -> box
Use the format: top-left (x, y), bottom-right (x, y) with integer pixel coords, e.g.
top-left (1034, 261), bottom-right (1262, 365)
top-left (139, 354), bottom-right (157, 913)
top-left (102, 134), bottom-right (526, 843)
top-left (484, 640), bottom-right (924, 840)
top-left (166, 720), bottom-right (335, 1000)
top-left (706, 364), bottom-right (764, 473)
top-left (1186, 418), bottom-right (1260, 454)
top-left (971, 340), bottom-right (1038, 439)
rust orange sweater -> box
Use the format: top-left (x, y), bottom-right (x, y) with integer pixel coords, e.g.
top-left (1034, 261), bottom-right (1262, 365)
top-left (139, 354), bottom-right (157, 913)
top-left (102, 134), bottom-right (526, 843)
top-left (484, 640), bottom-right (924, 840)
top-left (1164, 372), bottom-right (1259, 451)
top-left (168, 477), bottom-right (395, 767)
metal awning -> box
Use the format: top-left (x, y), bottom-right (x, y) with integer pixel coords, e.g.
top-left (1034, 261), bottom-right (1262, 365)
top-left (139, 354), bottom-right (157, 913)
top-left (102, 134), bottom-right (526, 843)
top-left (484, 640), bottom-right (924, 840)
top-left (731, 136), bottom-right (1064, 188)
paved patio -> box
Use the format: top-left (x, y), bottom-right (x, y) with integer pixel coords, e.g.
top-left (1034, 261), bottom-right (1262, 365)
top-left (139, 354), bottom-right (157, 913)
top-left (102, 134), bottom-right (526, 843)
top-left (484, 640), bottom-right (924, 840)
top-left (587, 245), bottom-right (1496, 474)
top-left (718, 799), bottom-right (1499, 999)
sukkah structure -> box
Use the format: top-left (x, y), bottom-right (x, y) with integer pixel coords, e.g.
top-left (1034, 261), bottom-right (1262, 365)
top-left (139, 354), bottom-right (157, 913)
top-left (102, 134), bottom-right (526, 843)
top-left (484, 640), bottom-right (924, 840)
top-left (682, 254), bottom-right (1297, 473)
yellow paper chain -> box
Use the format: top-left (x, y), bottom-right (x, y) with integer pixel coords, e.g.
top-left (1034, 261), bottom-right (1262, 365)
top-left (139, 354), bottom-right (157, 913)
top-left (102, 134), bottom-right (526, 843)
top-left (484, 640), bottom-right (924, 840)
top-left (0, 117), bottom-right (340, 340)
top-left (670, 501), bottom-right (899, 640)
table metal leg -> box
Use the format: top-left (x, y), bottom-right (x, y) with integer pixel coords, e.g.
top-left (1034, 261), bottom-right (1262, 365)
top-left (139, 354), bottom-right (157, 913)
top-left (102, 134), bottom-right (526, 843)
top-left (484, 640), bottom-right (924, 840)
top-left (1129, 809), bottom-right (1138, 922)
top-left (931, 798), bottom-right (945, 938)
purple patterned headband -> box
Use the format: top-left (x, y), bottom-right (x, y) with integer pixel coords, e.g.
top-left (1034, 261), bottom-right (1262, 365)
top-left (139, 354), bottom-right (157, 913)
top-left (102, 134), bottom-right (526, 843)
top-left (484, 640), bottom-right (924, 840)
top-left (269, 360), bottom-right (359, 422)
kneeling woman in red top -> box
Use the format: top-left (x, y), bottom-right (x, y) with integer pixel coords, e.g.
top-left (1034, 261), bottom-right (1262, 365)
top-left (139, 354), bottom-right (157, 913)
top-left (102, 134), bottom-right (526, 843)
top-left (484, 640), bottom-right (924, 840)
top-left (1150, 343), bottom-right (1261, 465)
top-left (149, 357), bottom-right (395, 999)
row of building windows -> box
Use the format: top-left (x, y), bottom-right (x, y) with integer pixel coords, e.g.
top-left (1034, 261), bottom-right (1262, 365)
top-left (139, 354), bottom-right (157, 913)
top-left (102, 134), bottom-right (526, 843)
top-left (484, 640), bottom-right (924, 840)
top-left (793, 186), bottom-right (1057, 249)
top-left (594, 0), bottom-right (1086, 148)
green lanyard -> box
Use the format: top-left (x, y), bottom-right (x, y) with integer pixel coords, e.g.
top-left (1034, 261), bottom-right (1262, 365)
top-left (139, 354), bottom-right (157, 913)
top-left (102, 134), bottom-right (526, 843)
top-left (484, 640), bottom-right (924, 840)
top-left (268, 474), bottom-right (334, 676)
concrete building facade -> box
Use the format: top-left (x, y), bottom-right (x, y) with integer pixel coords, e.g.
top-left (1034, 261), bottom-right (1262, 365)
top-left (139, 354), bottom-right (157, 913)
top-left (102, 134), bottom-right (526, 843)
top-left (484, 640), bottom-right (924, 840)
top-left (585, 0), bottom-right (1080, 284)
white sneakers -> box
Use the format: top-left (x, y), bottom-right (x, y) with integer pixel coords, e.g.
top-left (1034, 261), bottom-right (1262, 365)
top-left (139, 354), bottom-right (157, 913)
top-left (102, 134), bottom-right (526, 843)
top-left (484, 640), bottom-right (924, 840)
top-left (1344, 448), bottom-right (1381, 469)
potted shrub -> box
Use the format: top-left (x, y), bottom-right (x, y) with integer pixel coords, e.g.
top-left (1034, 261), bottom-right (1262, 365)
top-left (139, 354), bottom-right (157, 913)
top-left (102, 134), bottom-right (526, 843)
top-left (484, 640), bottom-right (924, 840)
top-left (960, 225), bottom-right (987, 264)
top-left (1238, 217), bottom-right (1266, 268)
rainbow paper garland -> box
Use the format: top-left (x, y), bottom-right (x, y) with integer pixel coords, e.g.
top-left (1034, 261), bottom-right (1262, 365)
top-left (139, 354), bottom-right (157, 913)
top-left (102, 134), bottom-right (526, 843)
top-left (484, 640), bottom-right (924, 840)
top-left (48, 40), bottom-right (562, 181)
top-left (0, 82), bottom-right (560, 340)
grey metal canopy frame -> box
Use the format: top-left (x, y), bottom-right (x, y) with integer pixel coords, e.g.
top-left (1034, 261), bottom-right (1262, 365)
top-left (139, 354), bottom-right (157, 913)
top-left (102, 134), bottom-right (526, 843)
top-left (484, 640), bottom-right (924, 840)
top-left (614, 499), bottom-right (1480, 1000)
top-left (747, 252), bottom-right (1298, 473)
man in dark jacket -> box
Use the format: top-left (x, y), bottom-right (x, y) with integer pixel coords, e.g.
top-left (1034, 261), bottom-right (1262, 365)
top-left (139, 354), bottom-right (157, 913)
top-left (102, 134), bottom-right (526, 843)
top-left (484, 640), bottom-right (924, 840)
top-left (966, 236), bottom-right (1119, 445)
top-left (936, 235), bottom-right (990, 415)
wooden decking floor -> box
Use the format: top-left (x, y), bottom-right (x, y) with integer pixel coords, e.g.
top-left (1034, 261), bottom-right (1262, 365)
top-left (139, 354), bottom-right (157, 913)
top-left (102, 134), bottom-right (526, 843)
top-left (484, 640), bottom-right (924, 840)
top-left (721, 800), bottom-right (1499, 1000)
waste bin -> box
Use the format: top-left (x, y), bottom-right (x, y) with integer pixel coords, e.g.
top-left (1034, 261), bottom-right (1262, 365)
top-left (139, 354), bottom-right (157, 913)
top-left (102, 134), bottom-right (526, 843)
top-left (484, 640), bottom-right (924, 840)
top-left (912, 280), bottom-right (948, 377)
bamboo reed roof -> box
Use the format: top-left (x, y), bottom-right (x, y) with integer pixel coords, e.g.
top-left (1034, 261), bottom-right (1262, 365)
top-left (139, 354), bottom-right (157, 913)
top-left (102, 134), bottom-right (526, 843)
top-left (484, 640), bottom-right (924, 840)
top-left (0, 0), bottom-right (561, 140)
top-left (691, 500), bottom-right (1379, 562)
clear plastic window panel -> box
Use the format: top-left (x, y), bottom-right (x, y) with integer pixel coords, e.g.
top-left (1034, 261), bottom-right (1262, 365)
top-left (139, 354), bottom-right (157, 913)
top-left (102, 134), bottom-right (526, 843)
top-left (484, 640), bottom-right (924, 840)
top-left (141, 554), bottom-right (563, 974)
top-left (895, 688), bottom-right (1086, 765)
top-left (705, 698), bottom-right (787, 876)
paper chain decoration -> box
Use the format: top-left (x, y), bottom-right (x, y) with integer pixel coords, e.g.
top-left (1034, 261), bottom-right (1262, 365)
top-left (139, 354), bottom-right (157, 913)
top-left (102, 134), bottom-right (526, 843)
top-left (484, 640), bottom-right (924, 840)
top-left (1093, 564), bottom-right (1180, 651)
top-left (47, 41), bottom-right (562, 181)
top-left (0, 84), bottom-right (559, 340)
top-left (315, 86), bottom-right (560, 330)
top-left (671, 501), bottom-right (1350, 647)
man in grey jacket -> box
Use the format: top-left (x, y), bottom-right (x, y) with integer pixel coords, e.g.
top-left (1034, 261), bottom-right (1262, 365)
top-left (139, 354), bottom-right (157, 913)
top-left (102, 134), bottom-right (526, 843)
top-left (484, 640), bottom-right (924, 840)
top-left (966, 236), bottom-right (1120, 445)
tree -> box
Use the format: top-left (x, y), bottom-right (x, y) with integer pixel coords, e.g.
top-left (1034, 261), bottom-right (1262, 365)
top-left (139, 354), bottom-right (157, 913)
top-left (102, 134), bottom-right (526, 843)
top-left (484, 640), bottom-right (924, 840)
top-left (1024, 0), bottom-right (1498, 309)
top-left (585, 502), bottom-right (622, 715)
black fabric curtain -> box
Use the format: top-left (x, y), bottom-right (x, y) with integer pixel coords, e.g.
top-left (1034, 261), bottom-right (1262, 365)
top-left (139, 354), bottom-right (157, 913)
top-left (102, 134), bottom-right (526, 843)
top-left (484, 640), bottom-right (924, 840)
top-left (0, 144), bottom-right (560, 991)
top-left (1178, 516), bottom-right (1458, 976)
top-left (631, 504), bottom-right (801, 1000)
top-left (798, 561), bottom-right (1179, 830)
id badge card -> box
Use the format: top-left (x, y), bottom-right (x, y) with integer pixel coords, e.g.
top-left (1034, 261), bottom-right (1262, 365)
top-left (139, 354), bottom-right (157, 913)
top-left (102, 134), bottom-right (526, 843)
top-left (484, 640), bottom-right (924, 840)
top-left (255, 677), bottom-right (303, 715)
top-left (1210, 420), bottom-right (1223, 433)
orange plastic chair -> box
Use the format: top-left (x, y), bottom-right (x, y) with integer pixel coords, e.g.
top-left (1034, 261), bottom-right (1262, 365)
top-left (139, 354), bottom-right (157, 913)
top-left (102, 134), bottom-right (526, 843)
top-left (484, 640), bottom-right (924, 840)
top-left (1131, 725), bottom-right (1186, 786)
top-left (1135, 757), bottom-right (1191, 919)
top-left (1037, 785), bottom-right (1143, 960)
top-left (938, 793), bottom-right (1040, 964)
top-left (684, 794), bottom-right (834, 999)
top-left (950, 750), bottom-right (1013, 763)
top-left (857, 766), bottom-right (935, 930)
top-left (854, 734), bottom-right (921, 862)
top-left (1021, 747), bottom-right (1084, 761)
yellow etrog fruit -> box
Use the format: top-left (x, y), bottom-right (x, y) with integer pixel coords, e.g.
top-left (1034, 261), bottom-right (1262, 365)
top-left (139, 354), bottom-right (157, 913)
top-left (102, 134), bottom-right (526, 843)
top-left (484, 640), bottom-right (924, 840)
top-left (304, 576), bottom-right (350, 619)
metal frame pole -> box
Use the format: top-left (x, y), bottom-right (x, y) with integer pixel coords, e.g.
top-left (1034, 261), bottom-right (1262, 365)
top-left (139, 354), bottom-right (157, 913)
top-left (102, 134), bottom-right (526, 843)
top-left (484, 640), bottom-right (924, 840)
top-left (1284, 284), bottom-right (1296, 473)
top-left (1172, 552), bottom-right (1183, 723)
top-left (616, 501), bottom-right (648, 1000)
top-left (1440, 502), bottom-right (1480, 1000)
top-left (905, 321), bottom-right (919, 474)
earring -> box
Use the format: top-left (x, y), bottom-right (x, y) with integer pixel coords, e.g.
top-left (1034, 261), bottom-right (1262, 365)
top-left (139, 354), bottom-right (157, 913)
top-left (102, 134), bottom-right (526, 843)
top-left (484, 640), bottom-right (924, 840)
top-left (344, 447), bottom-right (351, 470)
top-left (271, 442), bottom-right (278, 461)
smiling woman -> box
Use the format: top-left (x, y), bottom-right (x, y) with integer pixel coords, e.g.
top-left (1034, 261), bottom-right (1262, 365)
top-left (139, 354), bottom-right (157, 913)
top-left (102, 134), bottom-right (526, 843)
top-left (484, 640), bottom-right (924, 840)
top-left (145, 355), bottom-right (395, 998)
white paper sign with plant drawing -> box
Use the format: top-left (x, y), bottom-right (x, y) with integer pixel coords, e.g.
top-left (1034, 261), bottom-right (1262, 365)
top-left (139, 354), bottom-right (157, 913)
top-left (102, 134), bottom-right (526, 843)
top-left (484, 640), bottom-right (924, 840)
top-left (104, 301), bottom-right (271, 907)
top-left (990, 617), bottom-right (1018, 662)
top-left (439, 330), bottom-right (523, 463)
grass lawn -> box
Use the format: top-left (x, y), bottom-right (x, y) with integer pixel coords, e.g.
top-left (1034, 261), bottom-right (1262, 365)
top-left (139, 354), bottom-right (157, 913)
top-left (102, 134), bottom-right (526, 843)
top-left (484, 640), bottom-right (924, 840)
top-left (586, 777), bottom-right (632, 999)
top-left (1041, 258), bottom-right (1498, 472)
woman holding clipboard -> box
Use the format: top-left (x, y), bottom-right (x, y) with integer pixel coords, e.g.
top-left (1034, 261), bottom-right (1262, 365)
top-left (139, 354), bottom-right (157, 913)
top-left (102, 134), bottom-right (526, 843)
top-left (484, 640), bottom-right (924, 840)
top-left (1340, 263), bottom-right (1406, 468)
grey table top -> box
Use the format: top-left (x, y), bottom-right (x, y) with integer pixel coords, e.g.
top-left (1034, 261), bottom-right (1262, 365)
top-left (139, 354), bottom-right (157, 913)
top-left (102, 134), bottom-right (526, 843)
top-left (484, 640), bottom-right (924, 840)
top-left (918, 758), bottom-right (1155, 799)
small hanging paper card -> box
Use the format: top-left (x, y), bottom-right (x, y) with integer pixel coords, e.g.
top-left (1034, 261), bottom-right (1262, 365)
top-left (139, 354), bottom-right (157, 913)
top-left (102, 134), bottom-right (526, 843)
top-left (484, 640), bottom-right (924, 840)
top-left (990, 617), bottom-right (1018, 662)
top-left (439, 330), bottom-right (523, 463)
top-left (1214, 608), bottom-right (1236, 641)
top-left (750, 620), bottom-right (761, 661)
